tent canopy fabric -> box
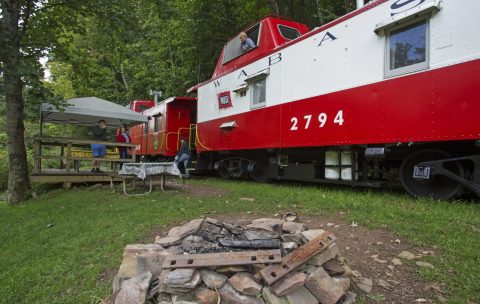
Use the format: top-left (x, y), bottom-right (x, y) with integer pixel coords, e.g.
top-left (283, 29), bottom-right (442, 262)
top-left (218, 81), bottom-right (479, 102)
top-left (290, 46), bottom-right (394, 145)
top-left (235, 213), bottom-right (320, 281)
top-left (41, 97), bottom-right (149, 128)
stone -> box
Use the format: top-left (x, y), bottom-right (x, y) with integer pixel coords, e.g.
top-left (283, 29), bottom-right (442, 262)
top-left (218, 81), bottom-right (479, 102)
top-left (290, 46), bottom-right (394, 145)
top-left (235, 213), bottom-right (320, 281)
top-left (136, 250), bottom-right (171, 276)
top-left (157, 292), bottom-right (173, 304)
top-left (156, 236), bottom-right (182, 247)
top-left (206, 217), bottom-right (223, 226)
top-left (262, 287), bottom-right (289, 304)
top-left (200, 269), bottom-right (227, 289)
top-left (184, 235), bottom-right (204, 243)
top-left (114, 271), bottom-right (152, 304)
top-left (302, 264), bottom-right (319, 275)
top-left (305, 267), bottom-right (345, 304)
top-left (168, 219), bottom-right (204, 238)
top-left (341, 291), bottom-right (357, 304)
top-left (284, 286), bottom-right (318, 304)
top-left (282, 222), bottom-right (307, 234)
top-left (216, 265), bottom-right (249, 273)
top-left (332, 276), bottom-right (351, 291)
top-left (271, 272), bottom-right (306, 296)
top-left (353, 277), bottom-right (373, 293)
top-left (281, 213), bottom-right (300, 222)
top-left (397, 250), bottom-right (416, 260)
top-left (392, 258), bottom-right (403, 266)
top-left (323, 259), bottom-right (346, 276)
top-left (306, 243), bottom-right (340, 266)
top-left (245, 218), bottom-right (284, 240)
top-left (165, 269), bottom-right (201, 289)
top-left (239, 197), bottom-right (256, 202)
top-left (416, 261), bottom-right (435, 269)
top-left (180, 240), bottom-right (195, 253)
top-left (114, 244), bottom-right (164, 291)
top-left (218, 283), bottom-right (264, 304)
top-left (196, 287), bottom-right (220, 304)
top-left (280, 234), bottom-right (303, 245)
top-left (300, 229), bottom-right (325, 242)
top-left (229, 272), bottom-right (263, 296)
top-left (282, 242), bottom-right (298, 252)
top-left (171, 292), bottom-right (197, 304)
top-left (377, 278), bottom-right (391, 290)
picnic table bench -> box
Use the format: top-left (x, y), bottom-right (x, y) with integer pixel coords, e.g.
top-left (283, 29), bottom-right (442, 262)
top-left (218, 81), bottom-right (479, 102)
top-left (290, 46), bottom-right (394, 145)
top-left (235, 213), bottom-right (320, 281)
top-left (117, 162), bottom-right (184, 196)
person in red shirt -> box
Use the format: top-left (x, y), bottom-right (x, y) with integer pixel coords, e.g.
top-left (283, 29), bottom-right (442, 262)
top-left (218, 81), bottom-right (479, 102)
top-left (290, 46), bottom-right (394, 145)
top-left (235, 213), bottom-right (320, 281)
top-left (116, 126), bottom-right (131, 162)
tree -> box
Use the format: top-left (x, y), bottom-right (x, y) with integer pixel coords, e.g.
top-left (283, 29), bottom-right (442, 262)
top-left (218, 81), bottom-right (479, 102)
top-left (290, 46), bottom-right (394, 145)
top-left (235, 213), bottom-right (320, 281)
top-left (1, 0), bottom-right (32, 204)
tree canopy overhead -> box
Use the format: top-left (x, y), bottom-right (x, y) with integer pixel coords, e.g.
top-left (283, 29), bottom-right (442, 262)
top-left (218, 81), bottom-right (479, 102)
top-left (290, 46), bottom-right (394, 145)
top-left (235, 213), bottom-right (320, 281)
top-left (47, 0), bottom-right (356, 104)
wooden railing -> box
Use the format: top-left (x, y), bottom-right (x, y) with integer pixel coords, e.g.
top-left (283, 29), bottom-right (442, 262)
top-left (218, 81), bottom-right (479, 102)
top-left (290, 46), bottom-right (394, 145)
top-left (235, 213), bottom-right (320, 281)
top-left (33, 136), bottom-right (137, 174)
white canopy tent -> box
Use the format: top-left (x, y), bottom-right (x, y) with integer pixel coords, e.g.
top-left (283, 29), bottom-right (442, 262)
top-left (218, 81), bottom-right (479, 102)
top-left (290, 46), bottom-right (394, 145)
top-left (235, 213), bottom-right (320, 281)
top-left (40, 97), bottom-right (149, 129)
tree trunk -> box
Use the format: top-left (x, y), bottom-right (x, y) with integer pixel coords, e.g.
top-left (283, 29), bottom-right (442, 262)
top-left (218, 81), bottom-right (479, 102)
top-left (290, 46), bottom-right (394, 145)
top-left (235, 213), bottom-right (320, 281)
top-left (1, 0), bottom-right (32, 204)
top-left (269, 0), bottom-right (280, 15)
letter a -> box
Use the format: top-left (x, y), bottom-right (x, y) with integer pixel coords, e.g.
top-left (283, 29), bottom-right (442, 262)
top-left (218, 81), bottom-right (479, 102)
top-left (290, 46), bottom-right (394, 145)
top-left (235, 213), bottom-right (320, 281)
top-left (318, 32), bottom-right (337, 46)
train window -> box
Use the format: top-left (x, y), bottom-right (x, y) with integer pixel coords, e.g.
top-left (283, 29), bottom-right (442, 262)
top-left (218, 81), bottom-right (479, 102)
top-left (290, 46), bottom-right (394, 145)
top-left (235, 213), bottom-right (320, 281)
top-left (251, 78), bottom-right (266, 109)
top-left (144, 122), bottom-right (148, 134)
top-left (278, 25), bottom-right (301, 40)
top-left (385, 19), bottom-right (429, 78)
top-left (223, 23), bottom-right (261, 64)
top-left (154, 116), bottom-right (159, 132)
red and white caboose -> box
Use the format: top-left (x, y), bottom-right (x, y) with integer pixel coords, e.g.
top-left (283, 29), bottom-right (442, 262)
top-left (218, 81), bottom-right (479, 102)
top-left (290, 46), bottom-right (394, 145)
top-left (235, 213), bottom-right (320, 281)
top-left (189, 0), bottom-right (480, 199)
top-left (128, 97), bottom-right (197, 160)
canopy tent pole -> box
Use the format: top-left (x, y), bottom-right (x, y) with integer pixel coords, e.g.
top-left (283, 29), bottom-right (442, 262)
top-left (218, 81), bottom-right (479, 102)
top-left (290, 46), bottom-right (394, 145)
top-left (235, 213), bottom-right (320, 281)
top-left (39, 104), bottom-right (43, 136)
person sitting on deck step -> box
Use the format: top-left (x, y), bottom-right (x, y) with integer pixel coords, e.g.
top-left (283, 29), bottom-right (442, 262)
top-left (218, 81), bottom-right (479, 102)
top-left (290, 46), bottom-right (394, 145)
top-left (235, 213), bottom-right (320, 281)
top-left (91, 120), bottom-right (107, 173)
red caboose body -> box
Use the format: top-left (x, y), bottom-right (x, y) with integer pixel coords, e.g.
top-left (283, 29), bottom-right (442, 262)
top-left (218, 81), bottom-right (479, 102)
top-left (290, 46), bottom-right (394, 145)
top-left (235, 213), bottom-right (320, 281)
top-left (189, 0), bottom-right (480, 199)
top-left (129, 97), bottom-right (197, 159)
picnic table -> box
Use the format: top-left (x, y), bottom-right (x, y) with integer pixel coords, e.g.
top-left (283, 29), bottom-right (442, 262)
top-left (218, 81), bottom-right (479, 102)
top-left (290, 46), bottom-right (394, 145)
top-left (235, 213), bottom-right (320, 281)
top-left (118, 162), bottom-right (183, 196)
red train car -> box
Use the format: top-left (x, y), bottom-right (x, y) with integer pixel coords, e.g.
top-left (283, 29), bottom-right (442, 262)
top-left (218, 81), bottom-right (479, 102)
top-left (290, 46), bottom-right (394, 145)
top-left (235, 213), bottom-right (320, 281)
top-left (188, 1), bottom-right (480, 199)
top-left (129, 97), bottom-right (197, 160)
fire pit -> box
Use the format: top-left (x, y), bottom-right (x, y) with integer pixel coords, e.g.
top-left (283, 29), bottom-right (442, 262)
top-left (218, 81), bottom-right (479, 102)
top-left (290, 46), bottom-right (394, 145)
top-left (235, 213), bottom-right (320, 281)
top-left (109, 215), bottom-right (357, 304)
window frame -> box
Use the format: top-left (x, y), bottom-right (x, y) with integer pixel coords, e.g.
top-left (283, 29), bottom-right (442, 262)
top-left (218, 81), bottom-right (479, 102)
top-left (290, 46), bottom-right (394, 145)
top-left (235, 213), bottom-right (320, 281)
top-left (250, 77), bottom-right (267, 110)
top-left (222, 23), bottom-right (262, 64)
top-left (218, 91), bottom-right (233, 110)
top-left (384, 17), bottom-right (430, 78)
top-left (144, 122), bottom-right (149, 135)
top-left (277, 24), bottom-right (301, 41)
top-left (153, 115), bottom-right (160, 132)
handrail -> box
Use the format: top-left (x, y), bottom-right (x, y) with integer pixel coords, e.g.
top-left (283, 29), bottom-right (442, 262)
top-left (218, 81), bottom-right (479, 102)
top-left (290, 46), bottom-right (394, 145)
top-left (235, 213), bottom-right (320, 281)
top-left (34, 136), bottom-right (136, 148)
top-left (33, 136), bottom-right (137, 175)
top-left (194, 124), bottom-right (210, 150)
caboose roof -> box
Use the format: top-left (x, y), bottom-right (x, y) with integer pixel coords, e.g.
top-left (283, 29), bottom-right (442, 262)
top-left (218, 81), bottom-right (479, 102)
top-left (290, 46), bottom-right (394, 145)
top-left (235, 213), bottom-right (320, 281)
top-left (188, 0), bottom-right (389, 93)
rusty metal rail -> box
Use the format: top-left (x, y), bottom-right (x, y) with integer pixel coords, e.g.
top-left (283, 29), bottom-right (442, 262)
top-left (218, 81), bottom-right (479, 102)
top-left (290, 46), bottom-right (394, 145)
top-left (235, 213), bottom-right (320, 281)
top-left (259, 231), bottom-right (336, 285)
top-left (162, 249), bottom-right (282, 269)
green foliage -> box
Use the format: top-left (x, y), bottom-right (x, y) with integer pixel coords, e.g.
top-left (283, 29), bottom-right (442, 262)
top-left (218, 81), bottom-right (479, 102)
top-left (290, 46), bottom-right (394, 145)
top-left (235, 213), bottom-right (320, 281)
top-left (0, 179), bottom-right (478, 303)
top-left (46, 0), bottom-right (356, 103)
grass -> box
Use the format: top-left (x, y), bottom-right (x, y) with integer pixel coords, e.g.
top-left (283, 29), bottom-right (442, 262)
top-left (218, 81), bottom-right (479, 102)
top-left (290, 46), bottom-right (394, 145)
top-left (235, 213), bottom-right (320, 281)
top-left (0, 178), bottom-right (479, 303)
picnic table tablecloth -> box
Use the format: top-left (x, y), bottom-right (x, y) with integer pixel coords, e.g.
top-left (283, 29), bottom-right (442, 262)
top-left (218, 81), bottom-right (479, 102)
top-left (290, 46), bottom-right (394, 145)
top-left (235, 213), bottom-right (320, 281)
top-left (118, 162), bottom-right (181, 180)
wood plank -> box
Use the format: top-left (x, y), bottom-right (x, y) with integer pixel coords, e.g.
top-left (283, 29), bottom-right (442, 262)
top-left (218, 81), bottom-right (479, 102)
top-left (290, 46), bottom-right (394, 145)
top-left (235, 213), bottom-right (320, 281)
top-left (34, 136), bottom-right (136, 148)
top-left (34, 155), bottom-right (133, 162)
top-left (162, 249), bottom-right (282, 269)
top-left (30, 174), bottom-right (121, 183)
top-left (259, 231), bottom-right (336, 285)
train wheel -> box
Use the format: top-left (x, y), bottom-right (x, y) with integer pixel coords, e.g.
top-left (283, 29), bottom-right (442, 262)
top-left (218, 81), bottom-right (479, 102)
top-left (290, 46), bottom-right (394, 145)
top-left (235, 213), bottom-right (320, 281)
top-left (218, 163), bottom-right (231, 179)
top-left (399, 149), bottom-right (464, 200)
top-left (250, 158), bottom-right (271, 182)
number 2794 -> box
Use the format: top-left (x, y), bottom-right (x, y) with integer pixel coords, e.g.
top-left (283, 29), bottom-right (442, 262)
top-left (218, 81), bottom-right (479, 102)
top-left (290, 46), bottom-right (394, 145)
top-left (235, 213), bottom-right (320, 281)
top-left (290, 110), bottom-right (344, 131)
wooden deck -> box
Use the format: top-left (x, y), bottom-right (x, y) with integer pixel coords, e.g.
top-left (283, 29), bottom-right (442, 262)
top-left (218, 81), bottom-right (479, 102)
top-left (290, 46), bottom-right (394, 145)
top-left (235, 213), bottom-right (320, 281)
top-left (30, 169), bottom-right (123, 184)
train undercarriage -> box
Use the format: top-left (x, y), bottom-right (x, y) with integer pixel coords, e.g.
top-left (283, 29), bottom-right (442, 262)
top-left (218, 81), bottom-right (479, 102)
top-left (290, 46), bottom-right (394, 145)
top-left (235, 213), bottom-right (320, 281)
top-left (195, 140), bottom-right (480, 200)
